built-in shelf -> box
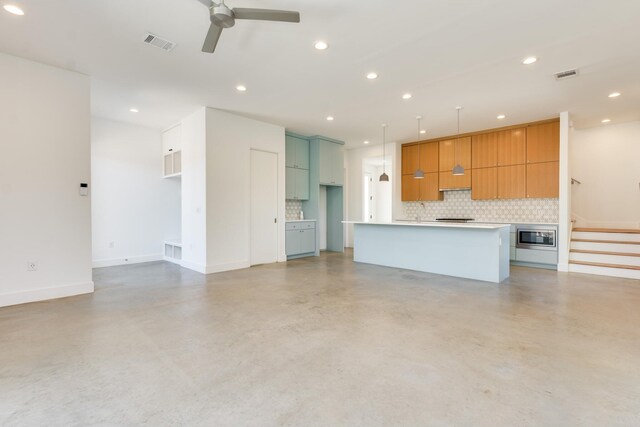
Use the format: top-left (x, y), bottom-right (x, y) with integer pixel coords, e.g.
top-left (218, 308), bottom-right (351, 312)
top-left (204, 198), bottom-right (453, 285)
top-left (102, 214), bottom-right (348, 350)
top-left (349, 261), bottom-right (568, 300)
top-left (164, 150), bottom-right (182, 178)
top-left (164, 240), bottom-right (182, 264)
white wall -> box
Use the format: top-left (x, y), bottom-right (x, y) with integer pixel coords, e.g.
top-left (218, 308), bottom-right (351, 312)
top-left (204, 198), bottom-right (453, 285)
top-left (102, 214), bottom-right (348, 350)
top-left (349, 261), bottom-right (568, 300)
top-left (344, 143), bottom-right (397, 247)
top-left (0, 53), bottom-right (92, 307)
top-left (91, 118), bottom-right (181, 267)
top-left (179, 107), bottom-right (286, 274)
top-left (571, 120), bottom-right (640, 228)
top-left (180, 108), bottom-right (208, 273)
top-left (205, 108), bottom-right (286, 272)
top-left (375, 165), bottom-right (393, 223)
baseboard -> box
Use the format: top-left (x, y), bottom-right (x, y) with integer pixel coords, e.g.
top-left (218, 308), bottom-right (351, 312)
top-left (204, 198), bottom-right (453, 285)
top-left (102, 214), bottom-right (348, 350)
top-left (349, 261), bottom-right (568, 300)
top-left (557, 262), bottom-right (569, 272)
top-left (163, 256), bottom-right (181, 265)
top-left (180, 259), bottom-right (206, 274)
top-left (0, 281), bottom-right (94, 308)
top-left (92, 254), bottom-right (163, 268)
top-left (204, 261), bottom-right (250, 274)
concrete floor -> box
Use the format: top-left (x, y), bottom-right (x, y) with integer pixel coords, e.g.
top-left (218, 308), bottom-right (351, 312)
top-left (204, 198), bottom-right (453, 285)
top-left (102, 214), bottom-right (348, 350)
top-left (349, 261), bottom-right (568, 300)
top-left (1, 251), bottom-right (639, 426)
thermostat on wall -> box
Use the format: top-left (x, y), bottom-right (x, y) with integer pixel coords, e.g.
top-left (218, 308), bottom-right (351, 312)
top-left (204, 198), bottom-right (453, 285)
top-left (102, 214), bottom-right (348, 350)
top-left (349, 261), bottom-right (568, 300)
top-left (80, 183), bottom-right (88, 196)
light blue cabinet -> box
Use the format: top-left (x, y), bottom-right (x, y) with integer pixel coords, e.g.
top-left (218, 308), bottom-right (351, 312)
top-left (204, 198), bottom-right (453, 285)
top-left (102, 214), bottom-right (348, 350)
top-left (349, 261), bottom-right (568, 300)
top-left (285, 135), bottom-right (310, 170)
top-left (286, 221), bottom-right (316, 258)
top-left (286, 133), bottom-right (310, 200)
top-left (319, 141), bottom-right (343, 186)
top-left (285, 167), bottom-right (309, 200)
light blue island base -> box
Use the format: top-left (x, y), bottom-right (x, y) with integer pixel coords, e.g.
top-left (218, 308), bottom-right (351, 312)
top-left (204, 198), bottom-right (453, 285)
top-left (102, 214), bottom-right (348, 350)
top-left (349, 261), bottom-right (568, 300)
top-left (349, 222), bottom-right (511, 283)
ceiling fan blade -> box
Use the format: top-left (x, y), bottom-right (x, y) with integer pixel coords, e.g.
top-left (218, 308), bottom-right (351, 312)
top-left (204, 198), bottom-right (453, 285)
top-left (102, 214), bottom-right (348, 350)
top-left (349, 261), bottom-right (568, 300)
top-left (233, 8), bottom-right (300, 23)
top-left (202, 23), bottom-right (223, 53)
top-left (195, 0), bottom-right (214, 7)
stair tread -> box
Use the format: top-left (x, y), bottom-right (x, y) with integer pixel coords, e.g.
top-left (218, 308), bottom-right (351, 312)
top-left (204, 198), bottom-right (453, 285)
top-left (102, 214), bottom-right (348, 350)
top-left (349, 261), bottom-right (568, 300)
top-left (573, 228), bottom-right (640, 234)
top-left (569, 260), bottom-right (640, 271)
top-left (570, 249), bottom-right (640, 257)
top-left (572, 239), bottom-right (640, 245)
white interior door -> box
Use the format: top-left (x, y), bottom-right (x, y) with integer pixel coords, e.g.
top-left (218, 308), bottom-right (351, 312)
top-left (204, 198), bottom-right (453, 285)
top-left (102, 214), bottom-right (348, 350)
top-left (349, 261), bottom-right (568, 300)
top-left (250, 150), bottom-right (278, 265)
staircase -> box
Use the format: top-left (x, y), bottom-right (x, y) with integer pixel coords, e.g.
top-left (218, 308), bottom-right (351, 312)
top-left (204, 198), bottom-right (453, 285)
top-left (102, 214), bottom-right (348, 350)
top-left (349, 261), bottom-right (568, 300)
top-left (569, 228), bottom-right (640, 280)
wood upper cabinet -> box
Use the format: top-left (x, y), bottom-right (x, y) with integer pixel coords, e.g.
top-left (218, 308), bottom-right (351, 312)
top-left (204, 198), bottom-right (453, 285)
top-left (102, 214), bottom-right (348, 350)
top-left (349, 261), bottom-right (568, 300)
top-left (402, 172), bottom-right (442, 201)
top-left (401, 174), bottom-right (420, 201)
top-left (439, 137), bottom-right (471, 190)
top-left (402, 141), bottom-right (442, 201)
top-left (472, 133), bottom-right (498, 169)
top-left (497, 165), bottom-right (526, 199)
top-left (403, 141), bottom-right (439, 175)
top-left (439, 170), bottom-right (471, 190)
top-left (472, 164), bottom-right (526, 200)
top-left (527, 121), bottom-right (559, 164)
top-left (402, 145), bottom-right (420, 175)
top-left (472, 168), bottom-right (497, 200)
top-left (439, 137), bottom-right (471, 171)
top-left (420, 172), bottom-right (443, 201)
top-left (420, 141), bottom-right (439, 173)
top-left (497, 128), bottom-right (526, 166)
top-left (527, 161), bottom-right (559, 198)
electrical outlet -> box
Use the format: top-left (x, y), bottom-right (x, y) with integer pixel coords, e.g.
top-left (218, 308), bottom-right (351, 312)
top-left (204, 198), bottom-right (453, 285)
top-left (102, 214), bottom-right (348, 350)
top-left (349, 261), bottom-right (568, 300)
top-left (109, 241), bottom-right (115, 249)
top-left (27, 262), bottom-right (37, 271)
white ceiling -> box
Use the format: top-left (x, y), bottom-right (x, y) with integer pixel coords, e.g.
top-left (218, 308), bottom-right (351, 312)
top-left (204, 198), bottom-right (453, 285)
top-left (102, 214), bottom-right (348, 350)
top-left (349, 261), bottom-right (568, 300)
top-left (1, 0), bottom-right (639, 147)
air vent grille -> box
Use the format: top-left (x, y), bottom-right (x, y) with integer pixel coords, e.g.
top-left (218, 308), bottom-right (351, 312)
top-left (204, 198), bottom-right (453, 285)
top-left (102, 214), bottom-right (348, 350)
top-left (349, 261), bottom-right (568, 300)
top-left (142, 32), bottom-right (176, 52)
top-left (555, 69), bottom-right (579, 80)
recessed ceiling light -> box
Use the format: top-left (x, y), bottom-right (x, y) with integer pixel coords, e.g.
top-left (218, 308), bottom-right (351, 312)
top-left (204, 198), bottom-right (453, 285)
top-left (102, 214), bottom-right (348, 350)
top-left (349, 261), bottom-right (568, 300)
top-left (129, 108), bottom-right (139, 113)
top-left (314, 41), bottom-right (328, 50)
top-left (363, 140), bottom-right (370, 144)
top-left (608, 92), bottom-right (621, 98)
top-left (326, 116), bottom-right (334, 121)
top-left (402, 93), bottom-right (412, 100)
top-left (601, 118), bottom-right (611, 123)
top-left (497, 114), bottom-right (506, 119)
top-left (366, 72), bottom-right (378, 80)
top-left (420, 130), bottom-right (426, 134)
top-left (3, 4), bottom-right (24, 15)
top-left (236, 85), bottom-right (247, 92)
top-left (522, 56), bottom-right (538, 65)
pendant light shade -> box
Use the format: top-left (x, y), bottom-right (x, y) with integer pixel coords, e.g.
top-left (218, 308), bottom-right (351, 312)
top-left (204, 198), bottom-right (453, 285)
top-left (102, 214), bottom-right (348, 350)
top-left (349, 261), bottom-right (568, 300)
top-left (452, 106), bottom-right (465, 176)
top-left (380, 124), bottom-right (389, 182)
top-left (452, 164), bottom-right (465, 176)
top-left (413, 115), bottom-right (425, 179)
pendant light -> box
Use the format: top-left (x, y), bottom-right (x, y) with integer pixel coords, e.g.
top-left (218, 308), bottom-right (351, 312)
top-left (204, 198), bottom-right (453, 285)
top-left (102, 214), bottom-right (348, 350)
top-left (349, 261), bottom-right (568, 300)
top-left (413, 115), bottom-right (425, 179)
top-left (452, 106), bottom-right (465, 176)
top-left (379, 124), bottom-right (389, 182)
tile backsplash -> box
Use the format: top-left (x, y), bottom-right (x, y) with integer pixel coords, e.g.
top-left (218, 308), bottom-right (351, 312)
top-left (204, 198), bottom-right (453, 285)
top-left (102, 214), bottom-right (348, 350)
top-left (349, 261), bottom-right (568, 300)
top-left (286, 200), bottom-right (303, 221)
top-left (403, 190), bottom-right (558, 223)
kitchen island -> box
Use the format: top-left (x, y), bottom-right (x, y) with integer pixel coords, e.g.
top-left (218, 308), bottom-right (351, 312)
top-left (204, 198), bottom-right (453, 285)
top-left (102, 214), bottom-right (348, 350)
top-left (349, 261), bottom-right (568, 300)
top-left (344, 221), bottom-right (511, 283)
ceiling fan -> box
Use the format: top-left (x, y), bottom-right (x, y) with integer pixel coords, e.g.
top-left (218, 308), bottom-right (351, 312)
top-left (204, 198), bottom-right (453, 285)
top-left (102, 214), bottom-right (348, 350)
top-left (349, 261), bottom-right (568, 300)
top-left (195, 0), bottom-right (301, 53)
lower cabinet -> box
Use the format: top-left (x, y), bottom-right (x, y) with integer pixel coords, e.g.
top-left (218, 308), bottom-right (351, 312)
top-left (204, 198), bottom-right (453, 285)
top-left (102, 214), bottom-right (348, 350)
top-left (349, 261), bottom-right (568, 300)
top-left (286, 221), bottom-right (316, 258)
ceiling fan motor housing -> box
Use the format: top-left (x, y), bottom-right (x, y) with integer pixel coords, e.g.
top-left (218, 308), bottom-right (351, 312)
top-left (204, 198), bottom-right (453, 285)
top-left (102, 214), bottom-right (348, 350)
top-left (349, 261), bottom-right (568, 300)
top-left (211, 4), bottom-right (235, 27)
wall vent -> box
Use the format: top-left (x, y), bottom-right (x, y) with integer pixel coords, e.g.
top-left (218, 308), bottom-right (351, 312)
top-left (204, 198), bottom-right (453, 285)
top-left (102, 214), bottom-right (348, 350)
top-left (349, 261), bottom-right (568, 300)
top-left (142, 32), bottom-right (176, 52)
top-left (555, 68), bottom-right (579, 80)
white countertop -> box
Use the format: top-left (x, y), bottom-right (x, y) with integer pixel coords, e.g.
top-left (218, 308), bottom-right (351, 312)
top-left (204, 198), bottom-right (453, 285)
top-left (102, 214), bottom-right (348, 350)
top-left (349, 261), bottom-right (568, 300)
top-left (343, 221), bottom-right (510, 230)
top-left (286, 219), bottom-right (317, 223)
top-left (394, 219), bottom-right (559, 226)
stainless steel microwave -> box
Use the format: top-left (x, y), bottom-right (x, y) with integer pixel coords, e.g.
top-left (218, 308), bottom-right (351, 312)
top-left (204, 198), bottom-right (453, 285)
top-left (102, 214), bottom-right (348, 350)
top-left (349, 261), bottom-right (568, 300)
top-left (516, 226), bottom-right (557, 251)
